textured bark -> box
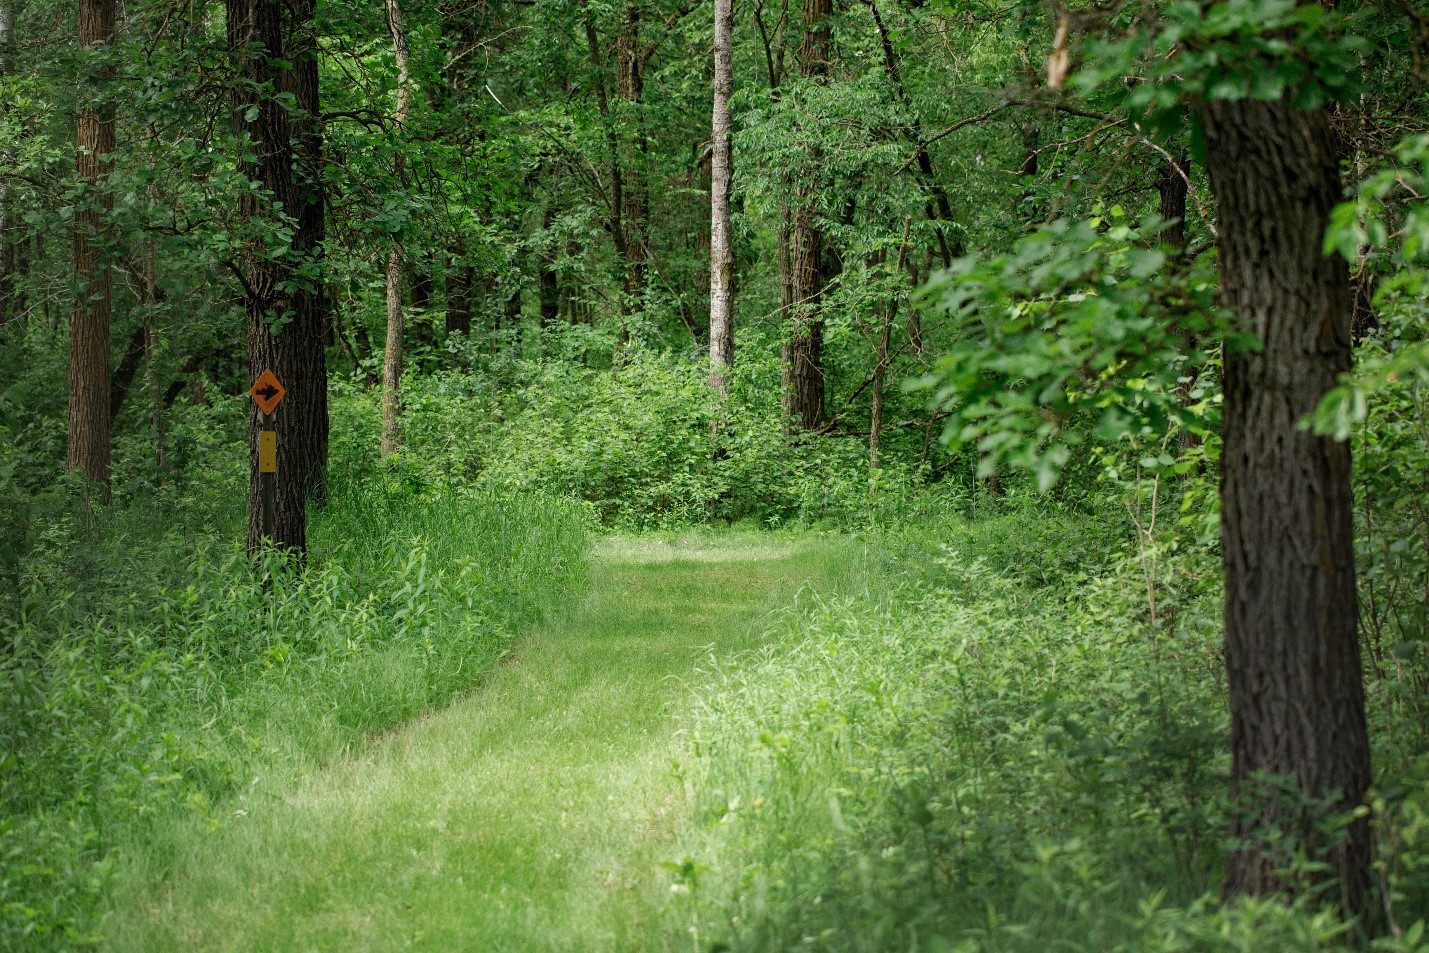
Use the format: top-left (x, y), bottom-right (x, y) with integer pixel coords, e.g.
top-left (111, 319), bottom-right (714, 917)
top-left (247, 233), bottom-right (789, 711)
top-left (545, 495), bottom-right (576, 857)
top-left (229, 0), bottom-right (329, 556)
top-left (1157, 153), bottom-right (1188, 254)
top-left (781, 0), bottom-right (831, 432)
top-left (293, 0), bottom-right (329, 504)
top-left (615, 1), bottom-right (648, 310)
top-left (381, 247), bottom-right (404, 457)
top-left (0, 2), bottom-right (17, 328)
top-left (381, 0), bottom-right (412, 460)
top-left (69, 0), bottom-right (115, 487)
top-left (1199, 96), bottom-right (1371, 920)
top-left (708, 0), bottom-right (735, 396)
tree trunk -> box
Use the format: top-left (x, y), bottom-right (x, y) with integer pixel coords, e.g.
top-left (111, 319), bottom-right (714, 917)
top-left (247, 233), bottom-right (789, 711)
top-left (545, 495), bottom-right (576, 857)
top-left (109, 324), bottom-right (147, 423)
top-left (381, 246), bottom-right (405, 457)
top-left (69, 0), bottom-right (115, 488)
top-left (0, 1), bottom-right (17, 328)
top-left (289, 0), bottom-right (329, 505)
top-left (381, 0), bottom-right (412, 460)
top-left (615, 1), bottom-right (648, 312)
top-left (229, 0), bottom-right (328, 556)
top-left (871, 221), bottom-right (910, 469)
top-left (1157, 152), bottom-right (1188, 254)
top-left (1199, 96), bottom-right (1371, 922)
top-left (781, 0), bottom-right (831, 432)
top-left (708, 0), bottom-right (735, 396)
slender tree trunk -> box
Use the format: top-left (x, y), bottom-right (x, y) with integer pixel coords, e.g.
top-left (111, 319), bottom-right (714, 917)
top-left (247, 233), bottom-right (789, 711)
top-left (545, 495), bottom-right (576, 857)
top-left (708, 0), bottom-right (735, 396)
top-left (905, 252), bottom-right (925, 356)
top-left (380, 0), bottom-right (412, 460)
top-left (0, 1), bottom-right (16, 328)
top-left (140, 229), bottom-right (166, 479)
top-left (1157, 152), bottom-right (1188, 254)
top-left (871, 221), bottom-right (910, 469)
top-left (109, 324), bottom-right (147, 423)
top-left (1199, 95), bottom-right (1371, 922)
top-left (229, 0), bottom-right (328, 556)
top-left (781, 0), bottom-right (831, 432)
top-left (70, 0), bottom-right (116, 488)
top-left (615, 1), bottom-right (648, 312)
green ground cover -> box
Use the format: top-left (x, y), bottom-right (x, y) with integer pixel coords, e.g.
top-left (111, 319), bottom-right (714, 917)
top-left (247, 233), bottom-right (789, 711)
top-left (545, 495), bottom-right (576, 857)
top-left (97, 530), bottom-right (874, 951)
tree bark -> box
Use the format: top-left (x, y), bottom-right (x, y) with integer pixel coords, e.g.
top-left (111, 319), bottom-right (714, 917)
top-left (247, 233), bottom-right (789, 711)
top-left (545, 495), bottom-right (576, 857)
top-left (708, 0), bottom-right (735, 396)
top-left (1199, 96), bottom-right (1371, 921)
top-left (69, 0), bottom-right (116, 488)
top-left (289, 0), bottom-right (329, 505)
top-left (615, 1), bottom-right (648, 312)
top-left (781, 0), bottom-right (831, 432)
top-left (1157, 152), bottom-right (1188, 254)
top-left (871, 221), bottom-right (910, 469)
top-left (229, 0), bottom-right (329, 556)
top-left (381, 0), bottom-right (412, 460)
top-left (0, 1), bottom-right (17, 328)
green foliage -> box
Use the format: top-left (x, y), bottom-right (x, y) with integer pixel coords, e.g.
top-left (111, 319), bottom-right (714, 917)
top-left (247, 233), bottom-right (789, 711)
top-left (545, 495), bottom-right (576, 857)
top-left (654, 507), bottom-right (1429, 951)
top-left (1316, 133), bottom-right (1429, 440)
top-left (0, 483), bottom-right (587, 950)
top-left (1074, 0), bottom-right (1369, 135)
top-left (332, 340), bottom-right (957, 529)
top-left (913, 209), bottom-right (1228, 490)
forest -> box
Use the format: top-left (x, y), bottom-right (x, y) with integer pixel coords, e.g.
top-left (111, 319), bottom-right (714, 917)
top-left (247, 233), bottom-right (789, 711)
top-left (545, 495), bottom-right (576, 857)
top-left (1, 0), bottom-right (1428, 947)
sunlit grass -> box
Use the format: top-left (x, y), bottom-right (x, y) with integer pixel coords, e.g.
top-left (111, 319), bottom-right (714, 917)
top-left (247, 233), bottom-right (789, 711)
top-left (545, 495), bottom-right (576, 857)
top-left (97, 530), bottom-right (873, 951)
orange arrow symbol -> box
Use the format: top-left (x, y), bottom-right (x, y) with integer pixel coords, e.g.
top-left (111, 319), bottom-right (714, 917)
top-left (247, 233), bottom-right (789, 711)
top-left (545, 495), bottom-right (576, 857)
top-left (249, 369), bottom-right (286, 415)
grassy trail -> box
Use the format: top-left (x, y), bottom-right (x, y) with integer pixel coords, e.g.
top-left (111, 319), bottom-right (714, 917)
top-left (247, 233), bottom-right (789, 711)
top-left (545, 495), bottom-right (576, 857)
top-left (102, 531), bottom-right (860, 952)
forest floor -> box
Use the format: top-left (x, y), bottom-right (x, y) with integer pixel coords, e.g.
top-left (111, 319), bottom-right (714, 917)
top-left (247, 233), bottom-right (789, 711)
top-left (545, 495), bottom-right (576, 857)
top-left (98, 530), bottom-right (863, 952)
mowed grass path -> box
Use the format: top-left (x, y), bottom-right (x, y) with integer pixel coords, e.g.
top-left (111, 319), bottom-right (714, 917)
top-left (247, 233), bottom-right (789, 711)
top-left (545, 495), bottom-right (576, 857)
top-left (101, 531), bottom-right (864, 952)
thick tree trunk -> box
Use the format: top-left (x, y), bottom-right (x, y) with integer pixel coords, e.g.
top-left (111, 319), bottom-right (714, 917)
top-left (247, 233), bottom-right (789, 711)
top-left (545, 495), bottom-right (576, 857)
top-left (69, 0), bottom-right (115, 488)
top-left (381, 0), bottom-right (412, 460)
top-left (1199, 96), bottom-right (1371, 921)
top-left (782, 204), bottom-right (825, 430)
top-left (781, 0), bottom-right (831, 432)
top-left (708, 0), bottom-right (735, 395)
top-left (229, 0), bottom-right (328, 556)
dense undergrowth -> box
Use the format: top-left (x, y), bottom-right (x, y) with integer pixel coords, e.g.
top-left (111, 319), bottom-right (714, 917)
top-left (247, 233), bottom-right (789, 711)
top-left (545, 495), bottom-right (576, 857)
top-left (0, 470), bottom-right (586, 949)
top-left (657, 505), bottom-right (1429, 952)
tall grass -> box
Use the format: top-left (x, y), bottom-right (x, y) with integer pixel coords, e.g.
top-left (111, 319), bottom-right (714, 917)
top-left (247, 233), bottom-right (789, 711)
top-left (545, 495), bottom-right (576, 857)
top-left (649, 512), bottom-right (1429, 952)
top-left (0, 484), bottom-right (587, 951)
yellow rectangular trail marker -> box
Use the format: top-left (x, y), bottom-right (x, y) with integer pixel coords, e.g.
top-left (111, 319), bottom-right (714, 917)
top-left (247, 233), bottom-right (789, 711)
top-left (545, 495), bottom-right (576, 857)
top-left (259, 431), bottom-right (277, 473)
